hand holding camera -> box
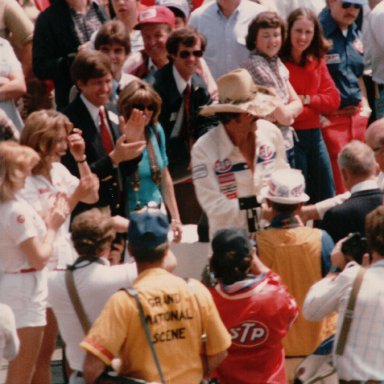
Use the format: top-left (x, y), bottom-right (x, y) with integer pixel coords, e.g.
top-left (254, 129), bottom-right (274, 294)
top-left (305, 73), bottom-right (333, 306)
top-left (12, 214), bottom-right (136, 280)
top-left (331, 233), bottom-right (370, 271)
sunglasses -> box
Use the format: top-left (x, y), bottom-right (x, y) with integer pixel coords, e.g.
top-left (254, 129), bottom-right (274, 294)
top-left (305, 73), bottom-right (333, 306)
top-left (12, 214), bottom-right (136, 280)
top-left (132, 103), bottom-right (156, 112)
top-left (178, 50), bottom-right (204, 59)
top-left (341, 2), bottom-right (362, 9)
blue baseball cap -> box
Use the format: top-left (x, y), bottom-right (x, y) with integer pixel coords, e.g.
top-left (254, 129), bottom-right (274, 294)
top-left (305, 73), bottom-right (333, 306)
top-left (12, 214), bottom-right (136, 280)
top-left (127, 210), bottom-right (169, 248)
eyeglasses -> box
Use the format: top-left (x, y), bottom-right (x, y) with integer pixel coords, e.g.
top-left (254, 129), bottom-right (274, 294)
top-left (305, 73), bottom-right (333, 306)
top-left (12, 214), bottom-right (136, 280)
top-left (178, 50), bottom-right (204, 59)
top-left (132, 103), bottom-right (156, 112)
top-left (341, 2), bottom-right (362, 9)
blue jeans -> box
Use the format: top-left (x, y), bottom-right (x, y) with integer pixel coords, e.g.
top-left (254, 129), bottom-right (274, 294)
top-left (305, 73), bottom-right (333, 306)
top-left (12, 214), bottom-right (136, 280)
top-left (294, 129), bottom-right (335, 204)
top-left (375, 85), bottom-right (384, 119)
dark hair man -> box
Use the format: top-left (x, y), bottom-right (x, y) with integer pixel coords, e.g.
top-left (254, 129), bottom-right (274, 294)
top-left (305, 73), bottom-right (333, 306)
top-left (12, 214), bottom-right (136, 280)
top-left (62, 50), bottom-right (146, 217)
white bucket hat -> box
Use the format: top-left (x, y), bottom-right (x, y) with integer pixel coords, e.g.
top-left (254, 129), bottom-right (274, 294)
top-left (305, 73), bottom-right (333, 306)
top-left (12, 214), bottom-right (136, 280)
top-left (265, 169), bottom-right (309, 204)
top-left (200, 68), bottom-right (279, 117)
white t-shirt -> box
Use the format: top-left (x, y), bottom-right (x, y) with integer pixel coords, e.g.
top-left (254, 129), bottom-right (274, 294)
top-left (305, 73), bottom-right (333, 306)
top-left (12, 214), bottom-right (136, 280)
top-left (0, 197), bottom-right (46, 272)
top-left (48, 259), bottom-right (137, 371)
top-left (18, 162), bottom-right (79, 269)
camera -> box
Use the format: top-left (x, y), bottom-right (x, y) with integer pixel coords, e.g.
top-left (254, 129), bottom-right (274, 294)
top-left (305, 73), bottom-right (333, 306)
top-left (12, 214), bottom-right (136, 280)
top-left (341, 232), bottom-right (368, 265)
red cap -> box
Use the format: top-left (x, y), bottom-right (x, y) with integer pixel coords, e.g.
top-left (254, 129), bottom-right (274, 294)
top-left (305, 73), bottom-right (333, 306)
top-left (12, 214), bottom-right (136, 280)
top-left (135, 5), bottom-right (176, 29)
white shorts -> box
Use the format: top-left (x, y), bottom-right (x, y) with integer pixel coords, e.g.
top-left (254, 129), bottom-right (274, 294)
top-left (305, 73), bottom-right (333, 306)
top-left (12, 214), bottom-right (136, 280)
top-left (0, 270), bottom-right (48, 328)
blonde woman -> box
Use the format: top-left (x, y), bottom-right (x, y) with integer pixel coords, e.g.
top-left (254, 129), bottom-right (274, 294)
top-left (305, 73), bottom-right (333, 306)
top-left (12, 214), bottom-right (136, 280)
top-left (0, 142), bottom-right (68, 384)
top-left (18, 109), bottom-right (99, 384)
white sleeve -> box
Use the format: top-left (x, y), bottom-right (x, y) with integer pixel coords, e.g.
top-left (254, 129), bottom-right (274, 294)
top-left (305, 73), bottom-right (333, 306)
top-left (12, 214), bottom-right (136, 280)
top-left (315, 192), bottom-right (351, 220)
top-left (369, 9), bottom-right (384, 51)
top-left (302, 266), bottom-right (357, 321)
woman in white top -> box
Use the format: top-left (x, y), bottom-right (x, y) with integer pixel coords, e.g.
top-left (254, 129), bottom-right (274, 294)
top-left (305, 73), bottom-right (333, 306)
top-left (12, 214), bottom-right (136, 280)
top-left (18, 109), bottom-right (99, 384)
top-left (0, 142), bottom-right (68, 384)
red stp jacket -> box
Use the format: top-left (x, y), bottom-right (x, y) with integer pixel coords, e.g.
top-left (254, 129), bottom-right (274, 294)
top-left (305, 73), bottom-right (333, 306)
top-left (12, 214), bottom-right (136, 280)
top-left (210, 271), bottom-right (298, 384)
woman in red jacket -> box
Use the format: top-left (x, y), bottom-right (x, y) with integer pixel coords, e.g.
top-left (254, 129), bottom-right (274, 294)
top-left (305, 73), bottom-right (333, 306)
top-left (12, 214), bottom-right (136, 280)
top-left (281, 7), bottom-right (340, 203)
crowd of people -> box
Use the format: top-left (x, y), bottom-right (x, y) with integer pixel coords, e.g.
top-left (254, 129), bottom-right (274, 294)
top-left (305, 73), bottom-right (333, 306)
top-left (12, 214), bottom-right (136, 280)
top-left (1, 0), bottom-right (384, 383)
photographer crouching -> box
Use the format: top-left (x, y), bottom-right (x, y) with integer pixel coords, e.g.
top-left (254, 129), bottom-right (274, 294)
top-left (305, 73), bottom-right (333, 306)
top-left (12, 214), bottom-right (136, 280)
top-left (302, 205), bottom-right (384, 383)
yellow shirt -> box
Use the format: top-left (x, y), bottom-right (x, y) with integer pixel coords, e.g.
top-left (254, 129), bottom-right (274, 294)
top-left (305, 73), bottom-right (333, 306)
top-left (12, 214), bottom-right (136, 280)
top-left (81, 268), bottom-right (231, 383)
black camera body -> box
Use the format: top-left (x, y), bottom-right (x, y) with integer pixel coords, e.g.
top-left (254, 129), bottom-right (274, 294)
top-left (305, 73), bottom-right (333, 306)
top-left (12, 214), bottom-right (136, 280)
top-left (341, 232), bottom-right (368, 265)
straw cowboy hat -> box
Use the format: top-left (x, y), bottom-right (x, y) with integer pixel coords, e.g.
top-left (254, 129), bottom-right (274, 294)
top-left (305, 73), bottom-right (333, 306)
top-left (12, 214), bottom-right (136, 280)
top-left (200, 68), bottom-right (279, 117)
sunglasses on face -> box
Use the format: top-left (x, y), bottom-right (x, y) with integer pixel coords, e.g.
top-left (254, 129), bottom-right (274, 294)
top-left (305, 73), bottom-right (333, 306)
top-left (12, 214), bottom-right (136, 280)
top-left (132, 103), bottom-right (156, 112)
top-left (178, 50), bottom-right (204, 59)
top-left (341, 2), bottom-right (362, 9)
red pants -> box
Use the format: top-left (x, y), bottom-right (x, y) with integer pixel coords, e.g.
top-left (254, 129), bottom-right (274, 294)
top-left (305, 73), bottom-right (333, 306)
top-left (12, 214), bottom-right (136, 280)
top-left (322, 113), bottom-right (369, 194)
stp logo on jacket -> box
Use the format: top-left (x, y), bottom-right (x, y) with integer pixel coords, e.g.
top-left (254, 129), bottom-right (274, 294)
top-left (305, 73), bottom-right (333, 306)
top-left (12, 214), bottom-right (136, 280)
top-left (230, 321), bottom-right (269, 347)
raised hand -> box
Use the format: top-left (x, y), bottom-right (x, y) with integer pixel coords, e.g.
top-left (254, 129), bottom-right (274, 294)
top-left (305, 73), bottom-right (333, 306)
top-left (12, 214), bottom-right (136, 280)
top-left (109, 134), bottom-right (146, 164)
top-left (119, 109), bottom-right (146, 142)
top-left (68, 128), bottom-right (86, 161)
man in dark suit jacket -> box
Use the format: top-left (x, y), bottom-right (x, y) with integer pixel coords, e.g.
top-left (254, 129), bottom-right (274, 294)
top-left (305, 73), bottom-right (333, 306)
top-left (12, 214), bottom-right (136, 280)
top-left (62, 51), bottom-right (145, 217)
top-left (322, 140), bottom-right (383, 242)
top-left (33, 0), bottom-right (108, 110)
top-left (149, 27), bottom-right (217, 224)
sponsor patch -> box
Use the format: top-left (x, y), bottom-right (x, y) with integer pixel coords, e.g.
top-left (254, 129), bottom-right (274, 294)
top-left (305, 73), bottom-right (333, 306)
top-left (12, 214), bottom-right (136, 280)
top-left (352, 39), bottom-right (364, 54)
top-left (217, 172), bottom-right (237, 199)
top-left (214, 158), bottom-right (232, 173)
top-left (230, 320), bottom-right (269, 347)
top-left (192, 164), bottom-right (208, 180)
top-left (17, 215), bottom-right (25, 224)
top-left (325, 53), bottom-right (341, 65)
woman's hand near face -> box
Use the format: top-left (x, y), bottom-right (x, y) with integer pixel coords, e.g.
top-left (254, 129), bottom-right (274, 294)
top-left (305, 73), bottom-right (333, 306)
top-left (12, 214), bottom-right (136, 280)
top-left (119, 109), bottom-right (146, 142)
top-left (68, 128), bottom-right (85, 161)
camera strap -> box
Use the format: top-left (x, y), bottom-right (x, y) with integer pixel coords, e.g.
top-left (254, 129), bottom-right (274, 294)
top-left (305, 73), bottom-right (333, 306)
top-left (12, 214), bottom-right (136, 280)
top-left (335, 266), bottom-right (366, 355)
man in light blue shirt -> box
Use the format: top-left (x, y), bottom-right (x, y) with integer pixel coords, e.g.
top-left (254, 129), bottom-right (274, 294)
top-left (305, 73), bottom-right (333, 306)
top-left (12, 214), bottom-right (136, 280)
top-left (188, 0), bottom-right (265, 79)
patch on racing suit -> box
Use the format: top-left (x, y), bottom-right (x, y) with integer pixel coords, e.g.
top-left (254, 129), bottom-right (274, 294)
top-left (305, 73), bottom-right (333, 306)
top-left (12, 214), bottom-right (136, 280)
top-left (214, 160), bottom-right (248, 199)
top-left (257, 144), bottom-right (276, 163)
top-left (192, 164), bottom-right (208, 180)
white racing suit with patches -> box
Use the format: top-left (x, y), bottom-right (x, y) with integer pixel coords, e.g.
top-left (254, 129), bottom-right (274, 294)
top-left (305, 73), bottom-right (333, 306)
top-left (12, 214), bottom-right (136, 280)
top-left (192, 120), bottom-right (288, 238)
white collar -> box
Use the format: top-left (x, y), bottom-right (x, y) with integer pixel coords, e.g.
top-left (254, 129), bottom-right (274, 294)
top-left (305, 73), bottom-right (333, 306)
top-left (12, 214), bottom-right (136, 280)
top-left (148, 57), bottom-right (158, 72)
top-left (172, 64), bottom-right (190, 95)
top-left (80, 93), bottom-right (101, 126)
top-left (350, 179), bottom-right (379, 194)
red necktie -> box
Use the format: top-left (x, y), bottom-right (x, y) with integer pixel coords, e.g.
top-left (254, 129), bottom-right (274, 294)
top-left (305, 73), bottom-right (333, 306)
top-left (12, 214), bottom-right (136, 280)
top-left (99, 107), bottom-right (114, 154)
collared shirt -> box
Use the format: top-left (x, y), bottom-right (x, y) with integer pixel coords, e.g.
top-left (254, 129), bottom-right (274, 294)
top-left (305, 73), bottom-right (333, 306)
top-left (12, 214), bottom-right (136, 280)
top-left (364, 1), bottom-right (384, 84)
top-left (350, 179), bottom-right (379, 194)
top-left (80, 93), bottom-right (101, 132)
top-left (319, 7), bottom-right (364, 108)
top-left (172, 65), bottom-right (190, 95)
top-left (70, 1), bottom-right (104, 45)
top-left (192, 120), bottom-right (288, 237)
top-left (188, 0), bottom-right (264, 79)
top-left (303, 260), bottom-right (384, 380)
top-left (242, 51), bottom-right (289, 103)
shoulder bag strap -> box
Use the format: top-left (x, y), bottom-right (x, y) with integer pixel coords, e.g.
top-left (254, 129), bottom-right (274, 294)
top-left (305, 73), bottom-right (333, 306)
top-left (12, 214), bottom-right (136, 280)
top-left (124, 288), bottom-right (165, 384)
top-left (335, 267), bottom-right (366, 356)
top-left (65, 269), bottom-right (91, 334)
